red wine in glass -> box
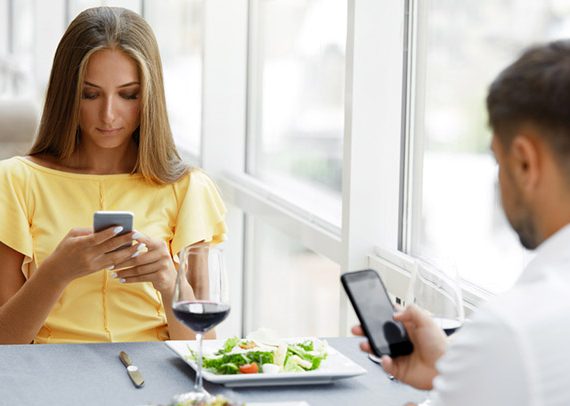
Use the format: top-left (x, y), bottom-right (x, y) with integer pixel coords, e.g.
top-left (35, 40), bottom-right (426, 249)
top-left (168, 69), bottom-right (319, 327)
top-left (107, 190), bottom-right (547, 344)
top-left (173, 301), bottom-right (230, 333)
top-left (172, 243), bottom-right (228, 404)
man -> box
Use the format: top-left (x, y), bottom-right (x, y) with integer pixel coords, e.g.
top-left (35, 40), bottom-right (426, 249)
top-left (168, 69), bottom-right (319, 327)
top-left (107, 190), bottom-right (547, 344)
top-left (354, 40), bottom-right (570, 405)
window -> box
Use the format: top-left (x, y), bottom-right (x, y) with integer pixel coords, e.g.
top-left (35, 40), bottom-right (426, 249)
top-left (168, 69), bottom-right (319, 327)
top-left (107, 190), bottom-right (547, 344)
top-left (246, 217), bottom-right (340, 337)
top-left (145, 0), bottom-right (203, 156)
top-left (247, 0), bottom-right (347, 226)
top-left (406, 0), bottom-right (570, 293)
top-left (0, 0), bottom-right (34, 98)
top-left (69, 0), bottom-right (141, 18)
top-left (0, 0), bottom-right (7, 56)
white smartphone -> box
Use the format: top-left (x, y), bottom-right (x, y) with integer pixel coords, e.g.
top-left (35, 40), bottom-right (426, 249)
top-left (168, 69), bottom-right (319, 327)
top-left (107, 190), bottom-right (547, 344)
top-left (93, 211), bottom-right (134, 251)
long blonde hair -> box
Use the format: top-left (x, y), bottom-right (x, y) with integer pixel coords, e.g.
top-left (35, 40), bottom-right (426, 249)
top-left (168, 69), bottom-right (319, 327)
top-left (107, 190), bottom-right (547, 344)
top-left (29, 6), bottom-right (187, 184)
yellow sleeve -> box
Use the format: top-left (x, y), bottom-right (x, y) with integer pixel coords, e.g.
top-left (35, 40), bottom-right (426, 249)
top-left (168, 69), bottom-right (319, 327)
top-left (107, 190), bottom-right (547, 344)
top-left (171, 169), bottom-right (227, 257)
top-left (0, 159), bottom-right (33, 259)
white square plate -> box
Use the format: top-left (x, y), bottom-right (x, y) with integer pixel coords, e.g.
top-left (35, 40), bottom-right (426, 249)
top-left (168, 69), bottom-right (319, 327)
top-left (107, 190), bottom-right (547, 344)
top-left (165, 338), bottom-right (367, 388)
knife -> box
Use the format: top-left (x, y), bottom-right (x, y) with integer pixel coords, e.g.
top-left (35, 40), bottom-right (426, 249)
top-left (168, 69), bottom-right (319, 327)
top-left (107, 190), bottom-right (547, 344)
top-left (119, 351), bottom-right (145, 388)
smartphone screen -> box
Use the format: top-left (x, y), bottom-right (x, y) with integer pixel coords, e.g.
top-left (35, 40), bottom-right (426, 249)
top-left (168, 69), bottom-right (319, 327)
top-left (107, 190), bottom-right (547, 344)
top-left (341, 269), bottom-right (413, 357)
top-left (93, 211), bottom-right (134, 252)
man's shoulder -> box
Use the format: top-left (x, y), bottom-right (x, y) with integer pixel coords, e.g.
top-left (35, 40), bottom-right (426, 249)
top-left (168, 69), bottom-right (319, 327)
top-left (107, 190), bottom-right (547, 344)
top-left (468, 274), bottom-right (570, 348)
top-left (432, 277), bottom-right (570, 406)
top-left (448, 272), bottom-right (570, 405)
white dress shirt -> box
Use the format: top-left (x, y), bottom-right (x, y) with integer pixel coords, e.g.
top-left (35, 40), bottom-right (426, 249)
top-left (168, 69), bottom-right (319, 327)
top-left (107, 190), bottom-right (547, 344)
top-left (430, 224), bottom-right (570, 406)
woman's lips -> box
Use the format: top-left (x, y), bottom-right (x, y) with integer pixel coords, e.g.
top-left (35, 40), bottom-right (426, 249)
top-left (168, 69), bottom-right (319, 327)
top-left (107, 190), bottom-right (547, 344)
top-left (97, 127), bottom-right (122, 134)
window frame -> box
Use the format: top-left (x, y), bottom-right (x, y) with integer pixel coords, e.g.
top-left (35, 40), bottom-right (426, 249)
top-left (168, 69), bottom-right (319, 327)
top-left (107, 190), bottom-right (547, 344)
top-left (376, 0), bottom-right (496, 315)
top-left (196, 0), bottom-right (497, 337)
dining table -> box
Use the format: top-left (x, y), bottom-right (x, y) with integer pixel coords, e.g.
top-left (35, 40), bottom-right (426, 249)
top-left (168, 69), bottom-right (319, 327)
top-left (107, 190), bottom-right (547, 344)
top-left (0, 337), bottom-right (428, 405)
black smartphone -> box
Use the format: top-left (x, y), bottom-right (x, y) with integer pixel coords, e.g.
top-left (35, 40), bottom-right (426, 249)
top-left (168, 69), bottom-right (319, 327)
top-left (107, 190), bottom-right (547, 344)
top-left (341, 269), bottom-right (413, 358)
top-left (93, 211), bottom-right (134, 251)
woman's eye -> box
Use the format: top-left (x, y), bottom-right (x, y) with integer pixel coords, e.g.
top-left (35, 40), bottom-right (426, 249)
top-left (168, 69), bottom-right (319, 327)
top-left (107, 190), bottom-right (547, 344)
top-left (82, 92), bottom-right (98, 100)
top-left (121, 93), bottom-right (139, 100)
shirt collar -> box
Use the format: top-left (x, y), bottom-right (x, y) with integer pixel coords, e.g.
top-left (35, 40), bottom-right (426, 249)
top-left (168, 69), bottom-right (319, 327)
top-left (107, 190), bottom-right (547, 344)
top-left (517, 223), bottom-right (570, 284)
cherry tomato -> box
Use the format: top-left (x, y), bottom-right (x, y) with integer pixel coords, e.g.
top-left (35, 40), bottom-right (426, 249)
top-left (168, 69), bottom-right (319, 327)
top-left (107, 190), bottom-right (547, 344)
top-left (239, 363), bottom-right (259, 374)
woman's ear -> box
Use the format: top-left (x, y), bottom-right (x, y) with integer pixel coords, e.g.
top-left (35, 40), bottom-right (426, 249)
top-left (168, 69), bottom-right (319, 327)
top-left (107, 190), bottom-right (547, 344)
top-left (509, 135), bottom-right (540, 192)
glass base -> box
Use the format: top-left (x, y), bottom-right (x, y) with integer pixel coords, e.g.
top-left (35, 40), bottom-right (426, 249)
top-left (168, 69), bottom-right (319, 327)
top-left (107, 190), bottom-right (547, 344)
top-left (171, 390), bottom-right (210, 405)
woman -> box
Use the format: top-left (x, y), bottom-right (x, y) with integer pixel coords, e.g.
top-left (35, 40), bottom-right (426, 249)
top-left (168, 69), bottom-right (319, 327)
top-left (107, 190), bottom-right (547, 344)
top-left (0, 7), bottom-right (226, 344)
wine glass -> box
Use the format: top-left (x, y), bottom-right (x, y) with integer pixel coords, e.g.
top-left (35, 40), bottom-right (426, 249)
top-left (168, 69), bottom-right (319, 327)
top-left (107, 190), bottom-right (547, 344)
top-left (406, 258), bottom-right (464, 336)
top-left (172, 242), bottom-right (230, 402)
top-left (405, 258), bottom-right (464, 406)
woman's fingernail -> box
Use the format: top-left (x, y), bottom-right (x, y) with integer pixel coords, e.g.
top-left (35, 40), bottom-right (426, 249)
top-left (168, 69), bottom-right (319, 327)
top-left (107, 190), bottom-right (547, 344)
top-left (132, 232), bottom-right (144, 240)
top-left (113, 226), bottom-right (124, 234)
top-left (108, 265), bottom-right (115, 271)
top-left (136, 243), bottom-right (146, 251)
top-left (111, 272), bottom-right (118, 278)
top-left (120, 278), bottom-right (126, 283)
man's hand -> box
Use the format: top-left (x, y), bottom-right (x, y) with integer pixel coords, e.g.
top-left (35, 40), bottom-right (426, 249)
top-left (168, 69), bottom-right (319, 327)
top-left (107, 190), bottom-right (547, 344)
top-left (352, 304), bottom-right (447, 390)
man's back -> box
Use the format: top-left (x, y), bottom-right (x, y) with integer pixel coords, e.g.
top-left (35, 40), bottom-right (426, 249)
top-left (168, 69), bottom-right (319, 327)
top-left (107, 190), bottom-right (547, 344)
top-left (431, 224), bottom-right (570, 405)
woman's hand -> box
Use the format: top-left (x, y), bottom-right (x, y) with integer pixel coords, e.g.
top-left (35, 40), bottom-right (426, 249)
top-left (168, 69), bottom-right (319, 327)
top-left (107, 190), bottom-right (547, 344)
top-left (112, 232), bottom-right (177, 297)
top-left (352, 304), bottom-right (447, 390)
top-left (39, 227), bottom-right (140, 287)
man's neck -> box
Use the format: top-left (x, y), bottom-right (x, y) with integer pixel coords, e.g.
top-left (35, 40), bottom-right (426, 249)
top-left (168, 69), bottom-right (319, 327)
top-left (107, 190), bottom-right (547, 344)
top-left (533, 175), bottom-right (570, 245)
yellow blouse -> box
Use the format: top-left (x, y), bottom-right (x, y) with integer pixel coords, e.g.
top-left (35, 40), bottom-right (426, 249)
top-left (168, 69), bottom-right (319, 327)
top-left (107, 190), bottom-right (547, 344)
top-left (0, 157), bottom-right (226, 343)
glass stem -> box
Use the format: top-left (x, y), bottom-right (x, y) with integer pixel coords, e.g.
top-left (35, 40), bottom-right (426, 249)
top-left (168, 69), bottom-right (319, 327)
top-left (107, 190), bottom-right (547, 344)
top-left (194, 332), bottom-right (204, 392)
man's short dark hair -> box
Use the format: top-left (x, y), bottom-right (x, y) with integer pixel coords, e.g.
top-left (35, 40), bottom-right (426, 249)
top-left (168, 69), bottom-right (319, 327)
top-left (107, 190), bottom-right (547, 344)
top-left (487, 40), bottom-right (570, 168)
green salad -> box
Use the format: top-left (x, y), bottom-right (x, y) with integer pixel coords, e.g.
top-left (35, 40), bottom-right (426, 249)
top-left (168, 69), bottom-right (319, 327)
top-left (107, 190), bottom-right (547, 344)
top-left (187, 336), bottom-right (328, 375)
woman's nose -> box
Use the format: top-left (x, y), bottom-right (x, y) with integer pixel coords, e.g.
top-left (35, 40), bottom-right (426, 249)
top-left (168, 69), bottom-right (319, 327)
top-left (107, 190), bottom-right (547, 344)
top-left (101, 96), bottom-right (116, 124)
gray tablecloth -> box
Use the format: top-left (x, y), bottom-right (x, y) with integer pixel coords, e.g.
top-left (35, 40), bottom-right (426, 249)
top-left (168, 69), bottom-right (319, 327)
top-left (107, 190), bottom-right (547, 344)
top-left (0, 337), bottom-right (427, 405)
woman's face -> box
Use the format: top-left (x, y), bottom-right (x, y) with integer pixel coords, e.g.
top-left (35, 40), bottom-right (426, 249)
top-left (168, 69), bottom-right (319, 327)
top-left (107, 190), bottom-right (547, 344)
top-left (79, 48), bottom-right (141, 151)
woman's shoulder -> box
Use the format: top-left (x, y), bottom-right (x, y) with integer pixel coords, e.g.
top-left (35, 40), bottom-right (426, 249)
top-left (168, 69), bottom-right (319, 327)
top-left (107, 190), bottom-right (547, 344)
top-left (170, 168), bottom-right (224, 204)
top-left (2, 155), bottom-right (143, 183)
top-left (0, 155), bottom-right (68, 182)
top-left (173, 167), bottom-right (218, 191)
top-left (0, 155), bottom-right (26, 167)
top-left (0, 156), bottom-right (32, 177)
top-left (0, 157), bottom-right (38, 197)
top-left (0, 155), bottom-right (63, 173)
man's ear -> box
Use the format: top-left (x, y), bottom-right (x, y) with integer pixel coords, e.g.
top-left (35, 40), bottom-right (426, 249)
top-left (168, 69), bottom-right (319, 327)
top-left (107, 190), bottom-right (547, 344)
top-left (509, 135), bottom-right (540, 192)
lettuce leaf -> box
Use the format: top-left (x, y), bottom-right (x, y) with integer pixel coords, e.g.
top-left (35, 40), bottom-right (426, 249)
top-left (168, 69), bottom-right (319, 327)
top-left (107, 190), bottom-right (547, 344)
top-left (202, 350), bottom-right (274, 374)
top-left (283, 356), bottom-right (306, 372)
top-left (286, 341), bottom-right (327, 371)
top-left (216, 337), bottom-right (240, 355)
